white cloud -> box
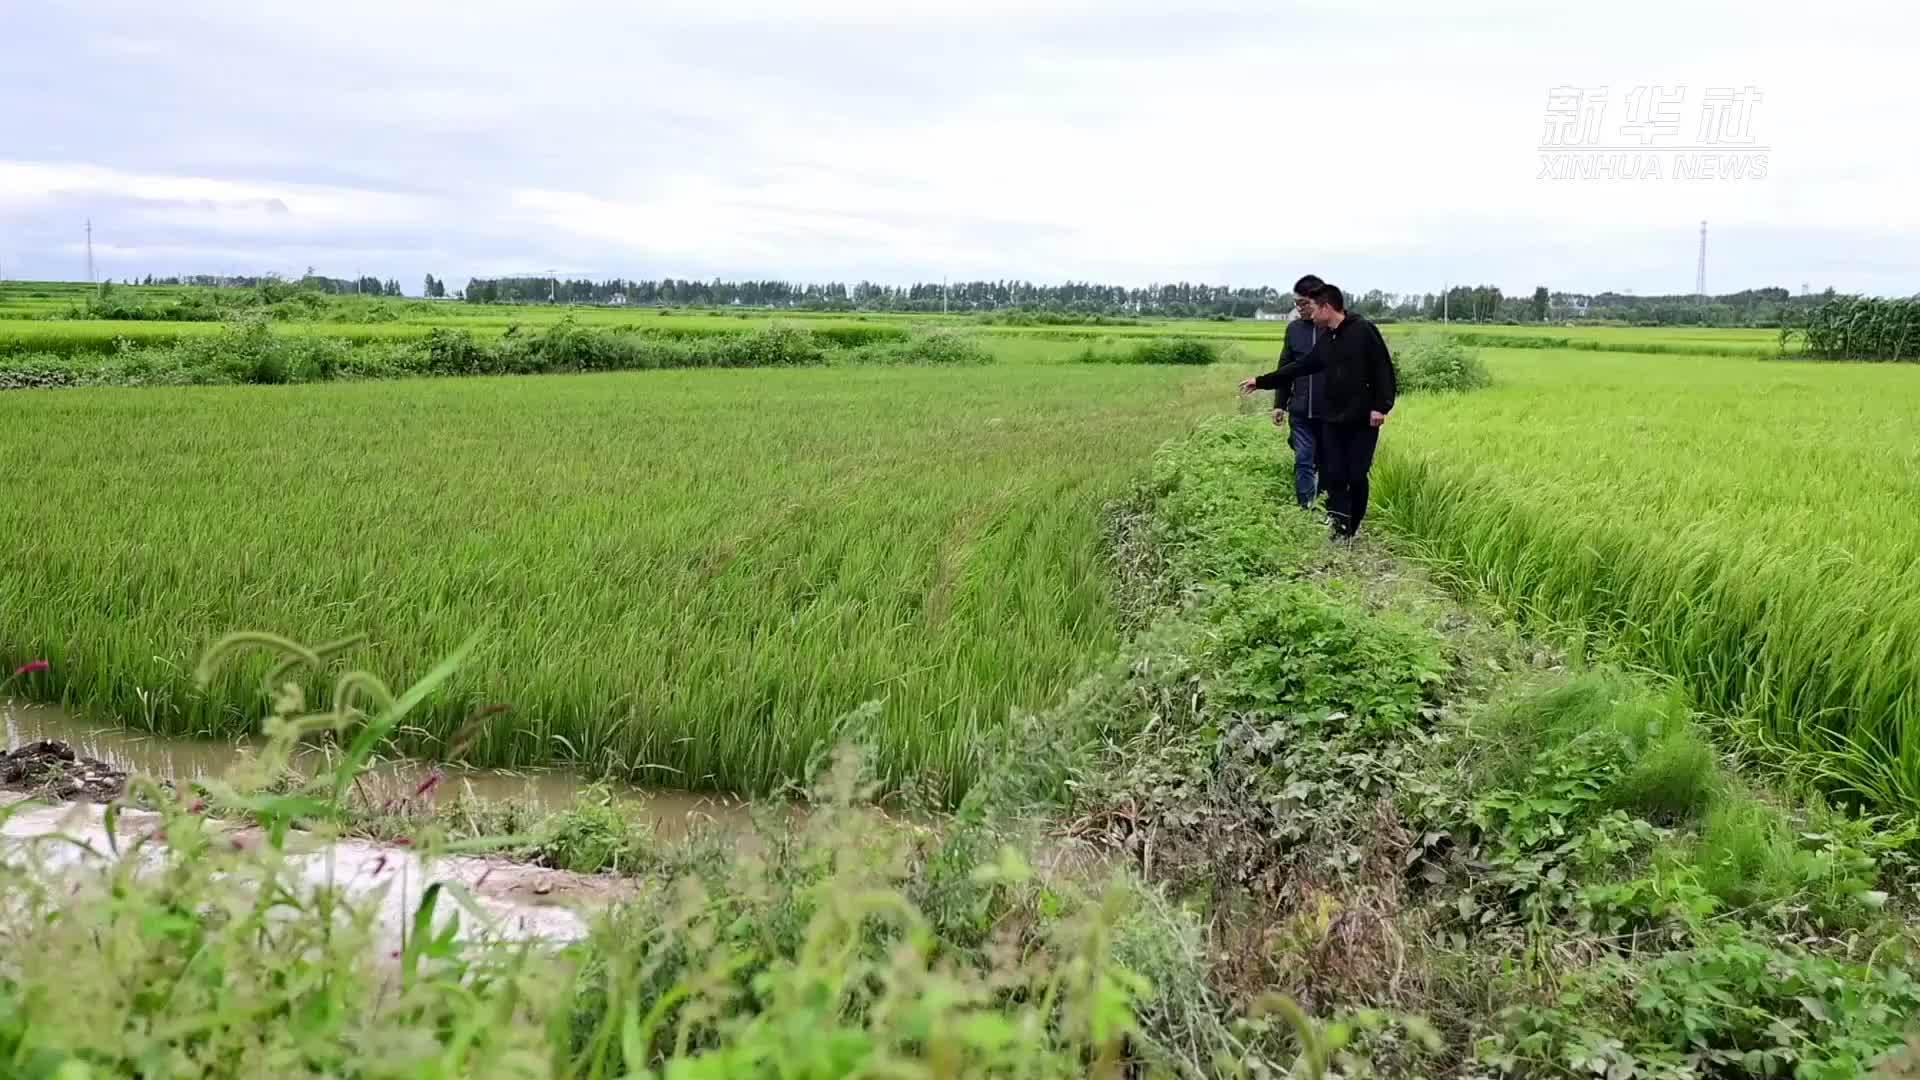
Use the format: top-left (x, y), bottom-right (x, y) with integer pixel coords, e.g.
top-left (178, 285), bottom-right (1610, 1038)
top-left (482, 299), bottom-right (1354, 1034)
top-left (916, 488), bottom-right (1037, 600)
top-left (2, 0), bottom-right (1917, 292)
top-left (0, 162), bottom-right (428, 231)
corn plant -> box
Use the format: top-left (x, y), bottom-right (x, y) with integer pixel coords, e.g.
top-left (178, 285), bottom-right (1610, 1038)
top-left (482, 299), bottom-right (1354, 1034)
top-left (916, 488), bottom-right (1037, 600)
top-left (1782, 295), bottom-right (1920, 361)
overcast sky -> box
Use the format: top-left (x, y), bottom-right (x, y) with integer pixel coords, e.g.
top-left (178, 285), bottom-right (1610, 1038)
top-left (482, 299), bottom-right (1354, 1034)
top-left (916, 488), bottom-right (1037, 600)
top-left (2, 0), bottom-right (1914, 297)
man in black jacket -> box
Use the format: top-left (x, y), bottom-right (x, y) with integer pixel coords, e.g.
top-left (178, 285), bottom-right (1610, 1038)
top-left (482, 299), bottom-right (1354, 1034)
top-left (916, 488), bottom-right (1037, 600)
top-left (1240, 283), bottom-right (1396, 540)
top-left (1238, 274), bottom-right (1328, 509)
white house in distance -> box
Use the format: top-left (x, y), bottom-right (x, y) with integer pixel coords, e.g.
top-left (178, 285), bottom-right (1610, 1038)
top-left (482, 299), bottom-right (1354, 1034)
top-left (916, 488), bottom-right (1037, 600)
top-left (607, 292), bottom-right (628, 306)
top-left (1253, 306), bottom-right (1296, 321)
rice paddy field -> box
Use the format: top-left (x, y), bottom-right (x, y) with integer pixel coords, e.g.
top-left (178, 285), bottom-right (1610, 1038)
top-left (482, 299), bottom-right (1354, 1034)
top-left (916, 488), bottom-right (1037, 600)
top-left (1428, 322), bottom-right (1782, 356)
top-left (1374, 348), bottom-right (1920, 810)
top-left (0, 360), bottom-right (1221, 797)
top-left (3, 280), bottom-right (1914, 813)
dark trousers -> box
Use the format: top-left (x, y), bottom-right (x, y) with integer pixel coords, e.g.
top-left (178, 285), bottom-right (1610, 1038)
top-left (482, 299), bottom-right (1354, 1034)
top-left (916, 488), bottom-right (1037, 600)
top-left (1321, 423), bottom-right (1381, 536)
top-left (1287, 414), bottom-right (1324, 508)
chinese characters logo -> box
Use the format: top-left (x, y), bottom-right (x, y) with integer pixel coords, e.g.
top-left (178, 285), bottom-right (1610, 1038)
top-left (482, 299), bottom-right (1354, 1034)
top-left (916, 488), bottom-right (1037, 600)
top-left (1539, 85), bottom-right (1768, 180)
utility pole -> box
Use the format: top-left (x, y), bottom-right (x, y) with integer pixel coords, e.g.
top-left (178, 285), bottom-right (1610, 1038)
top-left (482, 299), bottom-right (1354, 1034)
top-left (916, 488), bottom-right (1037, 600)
top-left (1695, 220), bottom-right (1708, 300)
top-left (1442, 283), bottom-right (1450, 324)
top-left (942, 275), bottom-right (948, 316)
top-left (85, 219), bottom-right (95, 284)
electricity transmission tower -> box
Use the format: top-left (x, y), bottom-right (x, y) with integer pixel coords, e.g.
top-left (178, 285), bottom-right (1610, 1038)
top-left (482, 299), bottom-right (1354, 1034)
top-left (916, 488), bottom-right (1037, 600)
top-left (86, 219), bottom-right (95, 284)
top-left (1695, 220), bottom-right (1707, 300)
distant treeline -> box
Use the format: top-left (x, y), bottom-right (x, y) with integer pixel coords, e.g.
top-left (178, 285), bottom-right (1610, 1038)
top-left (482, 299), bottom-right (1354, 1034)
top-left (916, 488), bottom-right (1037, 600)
top-left (112, 272), bottom-right (1842, 328)
top-left (460, 277), bottom-right (1286, 318)
top-left (139, 272), bottom-right (404, 297)
top-left (1355, 285), bottom-right (1834, 328)
top-left (1554, 287), bottom-right (1837, 329)
top-left (457, 276), bottom-right (1836, 327)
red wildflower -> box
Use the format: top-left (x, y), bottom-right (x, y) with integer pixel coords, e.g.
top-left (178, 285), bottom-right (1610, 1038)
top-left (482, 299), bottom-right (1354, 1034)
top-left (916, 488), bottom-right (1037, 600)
top-left (12, 660), bottom-right (48, 677)
top-left (413, 770), bottom-right (444, 798)
top-left (393, 837), bottom-right (412, 847)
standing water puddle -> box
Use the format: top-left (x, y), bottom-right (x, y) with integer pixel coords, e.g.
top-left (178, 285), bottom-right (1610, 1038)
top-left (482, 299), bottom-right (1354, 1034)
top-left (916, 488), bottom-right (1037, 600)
top-left (2, 700), bottom-right (757, 843)
top-left (1, 703), bottom-right (1098, 952)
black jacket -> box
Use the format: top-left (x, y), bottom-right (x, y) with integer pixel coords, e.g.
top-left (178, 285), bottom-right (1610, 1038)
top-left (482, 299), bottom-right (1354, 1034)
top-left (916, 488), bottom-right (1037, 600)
top-left (1269, 318), bottom-right (1326, 418)
top-left (1254, 313), bottom-right (1396, 426)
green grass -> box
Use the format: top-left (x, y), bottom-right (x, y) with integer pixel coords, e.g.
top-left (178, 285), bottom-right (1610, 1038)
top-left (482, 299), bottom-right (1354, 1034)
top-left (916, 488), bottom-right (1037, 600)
top-left (0, 640), bottom-right (1171, 1079)
top-left (1407, 321), bottom-right (1781, 356)
top-left (0, 364), bottom-right (1223, 798)
top-left (0, 317), bottom-right (454, 354)
top-left (1372, 347), bottom-right (1920, 812)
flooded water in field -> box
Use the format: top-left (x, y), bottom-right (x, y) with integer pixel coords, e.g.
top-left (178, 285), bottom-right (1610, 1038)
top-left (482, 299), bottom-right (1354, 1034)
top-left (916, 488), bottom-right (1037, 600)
top-left (1, 699), bottom-right (756, 842)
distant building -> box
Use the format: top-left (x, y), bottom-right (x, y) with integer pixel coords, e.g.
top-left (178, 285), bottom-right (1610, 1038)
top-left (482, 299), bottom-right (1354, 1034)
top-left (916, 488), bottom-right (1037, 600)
top-left (1253, 307), bottom-right (1295, 321)
top-left (607, 292), bottom-right (628, 306)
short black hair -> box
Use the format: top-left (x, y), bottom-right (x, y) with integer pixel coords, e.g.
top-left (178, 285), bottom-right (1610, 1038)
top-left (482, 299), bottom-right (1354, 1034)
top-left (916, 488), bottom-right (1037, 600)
top-left (1292, 274), bottom-right (1324, 295)
top-left (1308, 283), bottom-right (1345, 311)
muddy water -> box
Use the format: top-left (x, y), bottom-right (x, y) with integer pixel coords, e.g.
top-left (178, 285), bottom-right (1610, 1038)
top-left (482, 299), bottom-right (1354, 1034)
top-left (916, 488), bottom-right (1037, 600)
top-left (1, 700), bottom-right (756, 842)
top-left (0, 796), bottom-right (600, 948)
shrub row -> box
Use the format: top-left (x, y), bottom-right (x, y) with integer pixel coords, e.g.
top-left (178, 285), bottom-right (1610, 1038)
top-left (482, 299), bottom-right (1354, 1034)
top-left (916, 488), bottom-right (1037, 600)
top-left (1439, 330), bottom-right (1776, 358)
top-left (1076, 336), bottom-right (1237, 365)
top-left (1392, 333), bottom-right (1494, 393)
top-left (0, 319), bottom-right (986, 389)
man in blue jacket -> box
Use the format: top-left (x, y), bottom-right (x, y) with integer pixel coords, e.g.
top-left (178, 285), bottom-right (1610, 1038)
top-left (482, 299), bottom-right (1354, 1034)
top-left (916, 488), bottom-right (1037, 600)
top-left (1239, 274), bottom-right (1328, 509)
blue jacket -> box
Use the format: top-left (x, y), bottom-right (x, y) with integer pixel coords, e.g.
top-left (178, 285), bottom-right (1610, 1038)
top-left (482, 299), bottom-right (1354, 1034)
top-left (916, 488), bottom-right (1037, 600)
top-left (1262, 319), bottom-right (1326, 419)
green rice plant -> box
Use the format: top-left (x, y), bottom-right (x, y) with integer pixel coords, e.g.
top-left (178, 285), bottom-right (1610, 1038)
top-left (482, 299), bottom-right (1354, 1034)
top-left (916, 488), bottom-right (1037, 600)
top-left (1372, 348), bottom-right (1920, 815)
top-left (1474, 674), bottom-right (1720, 823)
top-left (1688, 797), bottom-right (1884, 924)
top-left (1610, 721), bottom-right (1719, 822)
top-left (0, 636), bottom-right (1173, 1079)
top-left (0, 363), bottom-right (1221, 799)
top-left (1402, 322), bottom-right (1782, 358)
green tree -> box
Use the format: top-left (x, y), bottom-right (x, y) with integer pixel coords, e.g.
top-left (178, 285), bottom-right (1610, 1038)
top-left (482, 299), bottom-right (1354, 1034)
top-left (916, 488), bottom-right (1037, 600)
top-left (1532, 286), bottom-right (1550, 322)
